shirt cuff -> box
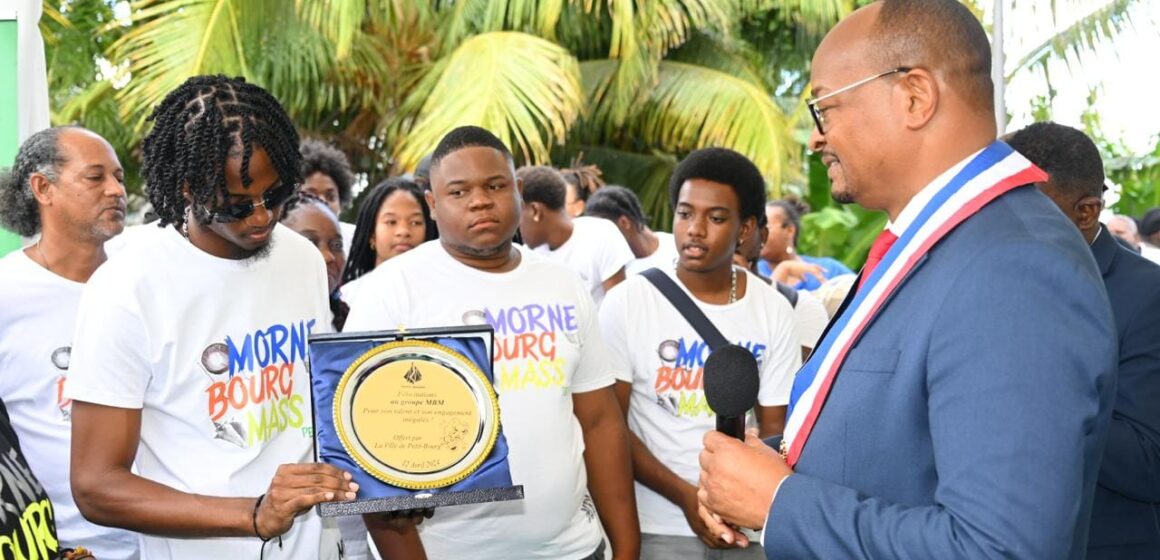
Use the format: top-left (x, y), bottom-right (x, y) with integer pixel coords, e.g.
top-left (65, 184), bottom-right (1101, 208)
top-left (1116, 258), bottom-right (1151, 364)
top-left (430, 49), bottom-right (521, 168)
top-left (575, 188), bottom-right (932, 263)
top-left (760, 473), bottom-right (792, 549)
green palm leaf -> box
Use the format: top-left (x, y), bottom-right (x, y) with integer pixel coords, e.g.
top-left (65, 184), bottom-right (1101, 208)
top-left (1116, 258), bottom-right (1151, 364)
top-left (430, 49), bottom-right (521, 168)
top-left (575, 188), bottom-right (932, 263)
top-left (109, 0), bottom-right (252, 129)
top-left (391, 31), bottom-right (584, 171)
top-left (583, 59), bottom-right (797, 195)
top-left (1005, 0), bottom-right (1142, 81)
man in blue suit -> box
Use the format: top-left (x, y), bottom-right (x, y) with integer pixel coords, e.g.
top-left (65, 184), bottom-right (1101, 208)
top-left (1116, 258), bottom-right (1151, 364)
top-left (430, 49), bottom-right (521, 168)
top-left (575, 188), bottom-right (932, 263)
top-left (695, 1), bottom-right (1117, 558)
top-left (1006, 121), bottom-right (1160, 559)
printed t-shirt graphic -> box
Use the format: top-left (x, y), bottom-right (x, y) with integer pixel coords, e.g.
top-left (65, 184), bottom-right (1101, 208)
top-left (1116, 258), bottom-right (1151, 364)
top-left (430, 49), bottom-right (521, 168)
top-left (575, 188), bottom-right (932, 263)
top-left (64, 225), bottom-right (341, 559)
top-left (345, 241), bottom-right (613, 559)
top-left (598, 268), bottom-right (800, 537)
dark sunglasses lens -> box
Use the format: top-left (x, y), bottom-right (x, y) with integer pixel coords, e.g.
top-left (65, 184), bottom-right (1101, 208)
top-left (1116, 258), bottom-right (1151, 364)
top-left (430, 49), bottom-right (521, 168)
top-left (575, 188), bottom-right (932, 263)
top-left (213, 202), bottom-right (255, 223)
top-left (266, 185), bottom-right (294, 208)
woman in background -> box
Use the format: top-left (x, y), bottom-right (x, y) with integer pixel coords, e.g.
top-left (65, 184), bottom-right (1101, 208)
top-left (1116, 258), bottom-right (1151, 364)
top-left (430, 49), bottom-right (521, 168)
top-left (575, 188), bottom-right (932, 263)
top-left (280, 192), bottom-right (348, 331)
top-left (342, 178), bottom-right (436, 304)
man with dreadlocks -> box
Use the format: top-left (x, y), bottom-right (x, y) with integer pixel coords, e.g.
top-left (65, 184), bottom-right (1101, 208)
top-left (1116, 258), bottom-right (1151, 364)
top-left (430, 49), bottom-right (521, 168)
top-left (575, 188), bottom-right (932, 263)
top-left (64, 75), bottom-right (354, 558)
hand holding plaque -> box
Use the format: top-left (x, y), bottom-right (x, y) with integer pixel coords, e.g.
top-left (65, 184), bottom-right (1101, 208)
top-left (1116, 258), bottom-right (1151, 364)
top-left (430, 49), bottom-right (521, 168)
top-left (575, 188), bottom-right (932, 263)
top-left (309, 326), bottom-right (523, 516)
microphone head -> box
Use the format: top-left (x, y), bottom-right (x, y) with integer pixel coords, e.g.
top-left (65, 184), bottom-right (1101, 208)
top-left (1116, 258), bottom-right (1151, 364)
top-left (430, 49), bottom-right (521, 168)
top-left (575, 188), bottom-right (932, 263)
top-left (703, 344), bottom-right (760, 417)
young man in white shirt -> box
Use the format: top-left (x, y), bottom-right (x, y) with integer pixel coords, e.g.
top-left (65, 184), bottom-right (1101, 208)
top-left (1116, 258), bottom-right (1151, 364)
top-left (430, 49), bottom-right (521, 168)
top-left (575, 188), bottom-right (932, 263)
top-left (0, 126), bottom-right (139, 558)
top-left (63, 75), bottom-right (357, 559)
top-left (517, 165), bottom-right (633, 306)
top-left (585, 185), bottom-right (680, 275)
top-left (600, 148), bottom-right (801, 559)
top-left (347, 126), bottom-right (639, 560)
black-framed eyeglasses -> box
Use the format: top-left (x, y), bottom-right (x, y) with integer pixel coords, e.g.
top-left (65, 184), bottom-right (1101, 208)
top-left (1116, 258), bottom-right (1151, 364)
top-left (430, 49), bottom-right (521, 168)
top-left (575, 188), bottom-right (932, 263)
top-left (807, 67), bottom-right (911, 135)
top-left (209, 183), bottom-right (296, 223)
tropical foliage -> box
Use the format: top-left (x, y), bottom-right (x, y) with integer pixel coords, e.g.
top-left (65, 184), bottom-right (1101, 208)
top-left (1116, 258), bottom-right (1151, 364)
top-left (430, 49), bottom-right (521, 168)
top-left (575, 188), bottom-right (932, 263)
top-left (39, 0), bottom-right (1154, 268)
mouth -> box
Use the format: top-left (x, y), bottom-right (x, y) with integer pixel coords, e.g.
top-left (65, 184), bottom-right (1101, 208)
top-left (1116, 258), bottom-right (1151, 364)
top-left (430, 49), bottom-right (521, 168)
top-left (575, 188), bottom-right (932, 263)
top-left (681, 243), bottom-right (708, 259)
top-left (468, 217), bottom-right (501, 231)
top-left (246, 227), bottom-right (273, 242)
top-left (391, 243), bottom-right (415, 253)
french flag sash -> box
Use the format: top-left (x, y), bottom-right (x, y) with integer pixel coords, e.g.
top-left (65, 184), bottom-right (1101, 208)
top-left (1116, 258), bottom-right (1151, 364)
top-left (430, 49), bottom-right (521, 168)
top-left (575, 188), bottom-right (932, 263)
top-left (782, 141), bottom-right (1047, 468)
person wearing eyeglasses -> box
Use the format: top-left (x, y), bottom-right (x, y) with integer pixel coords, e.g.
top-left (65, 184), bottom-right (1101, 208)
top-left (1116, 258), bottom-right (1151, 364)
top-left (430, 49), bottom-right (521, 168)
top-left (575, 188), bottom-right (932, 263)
top-left (64, 75), bottom-right (358, 558)
top-left (696, 1), bottom-right (1116, 559)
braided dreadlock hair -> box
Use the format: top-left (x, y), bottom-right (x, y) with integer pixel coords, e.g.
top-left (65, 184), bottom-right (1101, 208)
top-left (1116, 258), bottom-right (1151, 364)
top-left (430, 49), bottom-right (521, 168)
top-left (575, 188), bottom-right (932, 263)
top-left (559, 161), bottom-right (605, 204)
top-left (584, 185), bottom-right (649, 231)
top-left (342, 177), bottom-right (435, 284)
top-left (142, 75), bottom-right (303, 231)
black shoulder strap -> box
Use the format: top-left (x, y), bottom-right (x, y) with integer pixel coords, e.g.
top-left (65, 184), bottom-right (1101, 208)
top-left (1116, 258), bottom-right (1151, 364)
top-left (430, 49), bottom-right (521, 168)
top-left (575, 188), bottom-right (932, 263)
top-left (774, 281), bottom-right (798, 308)
top-left (641, 268), bottom-right (730, 351)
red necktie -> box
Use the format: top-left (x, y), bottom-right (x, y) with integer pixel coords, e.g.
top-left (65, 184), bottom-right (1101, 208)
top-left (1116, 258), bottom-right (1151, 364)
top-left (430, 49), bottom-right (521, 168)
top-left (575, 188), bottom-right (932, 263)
top-left (858, 230), bottom-right (898, 290)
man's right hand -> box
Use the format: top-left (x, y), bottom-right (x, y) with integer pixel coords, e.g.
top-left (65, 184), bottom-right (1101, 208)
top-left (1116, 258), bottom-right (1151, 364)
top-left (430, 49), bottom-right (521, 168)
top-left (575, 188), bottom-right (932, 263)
top-left (254, 463), bottom-right (357, 539)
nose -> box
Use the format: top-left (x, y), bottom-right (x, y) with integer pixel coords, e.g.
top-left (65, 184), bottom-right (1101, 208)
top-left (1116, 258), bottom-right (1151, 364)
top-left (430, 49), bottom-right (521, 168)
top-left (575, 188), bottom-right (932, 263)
top-left (106, 176), bottom-right (127, 199)
top-left (685, 215), bottom-right (707, 239)
top-left (467, 188), bottom-right (495, 211)
top-left (808, 125), bottom-right (825, 153)
top-left (244, 204), bottom-right (276, 227)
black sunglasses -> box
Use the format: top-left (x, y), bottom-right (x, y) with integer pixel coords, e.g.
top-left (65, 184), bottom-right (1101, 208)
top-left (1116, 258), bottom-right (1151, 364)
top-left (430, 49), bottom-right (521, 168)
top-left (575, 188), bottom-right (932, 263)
top-left (210, 183), bottom-right (296, 223)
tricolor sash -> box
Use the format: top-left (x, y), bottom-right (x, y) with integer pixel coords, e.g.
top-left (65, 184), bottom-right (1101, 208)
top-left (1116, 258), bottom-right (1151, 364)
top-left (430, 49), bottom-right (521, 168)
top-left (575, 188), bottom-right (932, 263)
top-left (782, 141), bottom-right (1047, 468)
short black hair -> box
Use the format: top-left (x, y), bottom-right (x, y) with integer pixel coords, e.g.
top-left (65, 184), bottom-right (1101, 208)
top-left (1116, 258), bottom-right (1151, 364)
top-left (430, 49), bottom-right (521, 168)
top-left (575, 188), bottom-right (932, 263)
top-left (342, 177), bottom-right (436, 284)
top-left (300, 138), bottom-right (355, 207)
top-left (1004, 122), bottom-right (1105, 200)
top-left (142, 75), bottom-right (303, 230)
top-left (669, 147), bottom-right (766, 221)
top-left (414, 154), bottom-right (434, 191)
top-left (584, 185), bottom-right (649, 230)
top-left (430, 126), bottom-right (513, 170)
top-left (873, 0), bottom-right (994, 114)
top-left (1140, 208), bottom-right (1160, 238)
top-left (0, 126), bottom-right (78, 236)
top-left (517, 166), bottom-right (567, 211)
top-left (560, 164), bottom-right (605, 204)
top-left (767, 200), bottom-right (802, 245)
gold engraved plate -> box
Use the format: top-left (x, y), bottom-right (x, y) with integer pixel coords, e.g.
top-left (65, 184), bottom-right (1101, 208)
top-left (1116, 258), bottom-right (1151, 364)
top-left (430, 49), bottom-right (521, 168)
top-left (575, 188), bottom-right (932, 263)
top-left (334, 340), bottom-right (500, 489)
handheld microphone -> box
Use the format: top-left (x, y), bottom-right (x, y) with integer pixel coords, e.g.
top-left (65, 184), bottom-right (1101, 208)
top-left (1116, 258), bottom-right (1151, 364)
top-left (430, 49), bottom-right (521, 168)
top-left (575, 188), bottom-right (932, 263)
top-left (703, 344), bottom-right (760, 440)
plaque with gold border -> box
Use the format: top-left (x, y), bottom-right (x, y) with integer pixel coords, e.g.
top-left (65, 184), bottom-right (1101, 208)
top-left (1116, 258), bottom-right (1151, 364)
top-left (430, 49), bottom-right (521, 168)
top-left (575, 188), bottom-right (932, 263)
top-left (308, 326), bottom-right (523, 516)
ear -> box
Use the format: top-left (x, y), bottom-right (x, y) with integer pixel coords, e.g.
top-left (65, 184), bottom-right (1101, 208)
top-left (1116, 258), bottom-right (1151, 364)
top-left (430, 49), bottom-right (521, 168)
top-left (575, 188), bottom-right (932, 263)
top-left (738, 216), bottom-right (757, 248)
top-left (898, 68), bottom-right (938, 130)
top-left (425, 190), bottom-right (437, 222)
top-left (615, 215), bottom-right (634, 233)
top-left (1075, 196), bottom-right (1103, 232)
top-left (29, 172), bottom-right (54, 205)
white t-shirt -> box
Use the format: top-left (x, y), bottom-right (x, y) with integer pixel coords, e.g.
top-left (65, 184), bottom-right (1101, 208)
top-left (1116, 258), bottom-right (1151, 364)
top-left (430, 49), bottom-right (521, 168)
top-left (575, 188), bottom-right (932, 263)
top-left (792, 288), bottom-right (829, 350)
top-left (624, 231), bottom-right (679, 276)
top-left (63, 225), bottom-right (341, 559)
top-left (345, 241), bottom-right (613, 560)
top-left (0, 250), bottom-right (139, 559)
top-left (1142, 243), bottom-right (1160, 265)
top-left (533, 216), bottom-right (633, 306)
top-left (598, 269), bottom-right (800, 537)
top-left (340, 221), bottom-right (357, 258)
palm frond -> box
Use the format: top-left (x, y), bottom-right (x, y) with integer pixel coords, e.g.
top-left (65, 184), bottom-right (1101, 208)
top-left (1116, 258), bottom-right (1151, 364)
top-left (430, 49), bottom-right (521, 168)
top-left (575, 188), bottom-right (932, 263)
top-left (602, 0), bottom-right (734, 126)
top-left (1006, 0), bottom-right (1142, 81)
top-left (593, 60), bottom-right (797, 194)
top-left (109, 0), bottom-right (252, 129)
top-left (294, 0), bottom-right (366, 59)
top-left (390, 32), bottom-right (584, 171)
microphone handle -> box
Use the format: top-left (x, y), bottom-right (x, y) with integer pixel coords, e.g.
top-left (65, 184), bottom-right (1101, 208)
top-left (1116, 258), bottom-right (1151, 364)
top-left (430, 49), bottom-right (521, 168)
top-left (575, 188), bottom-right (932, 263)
top-left (716, 415), bottom-right (746, 440)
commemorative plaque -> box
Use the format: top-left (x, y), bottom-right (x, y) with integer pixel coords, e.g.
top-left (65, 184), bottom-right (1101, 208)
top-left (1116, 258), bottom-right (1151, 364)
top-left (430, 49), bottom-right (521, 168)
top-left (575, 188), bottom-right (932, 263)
top-left (308, 326), bottom-right (523, 516)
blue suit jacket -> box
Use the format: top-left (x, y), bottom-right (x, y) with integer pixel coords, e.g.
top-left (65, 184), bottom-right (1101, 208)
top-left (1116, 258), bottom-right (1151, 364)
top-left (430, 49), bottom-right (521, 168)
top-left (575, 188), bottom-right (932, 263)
top-left (763, 186), bottom-right (1117, 559)
top-left (1087, 225), bottom-right (1160, 559)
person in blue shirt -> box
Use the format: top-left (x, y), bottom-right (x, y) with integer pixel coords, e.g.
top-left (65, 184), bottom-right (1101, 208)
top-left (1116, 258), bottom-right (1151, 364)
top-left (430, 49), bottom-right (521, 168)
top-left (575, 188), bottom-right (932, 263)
top-left (756, 200), bottom-right (852, 290)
